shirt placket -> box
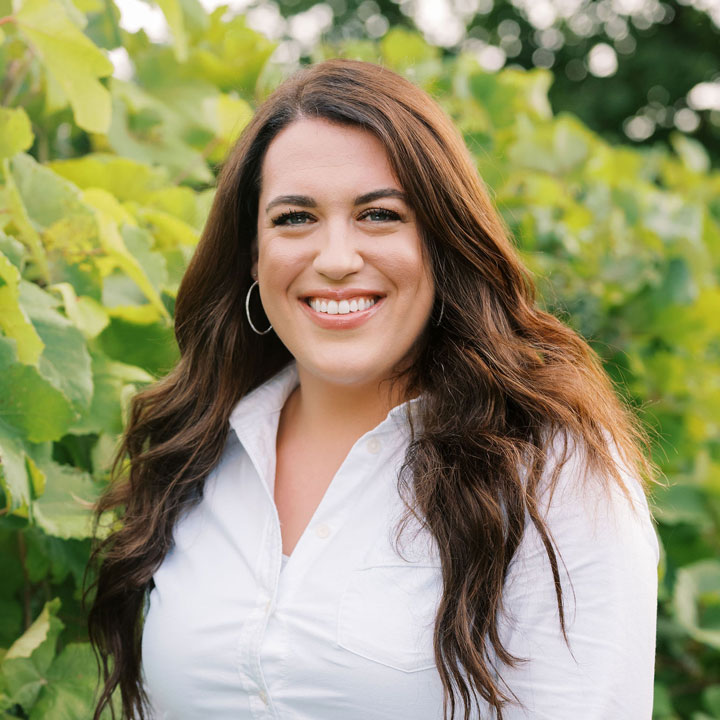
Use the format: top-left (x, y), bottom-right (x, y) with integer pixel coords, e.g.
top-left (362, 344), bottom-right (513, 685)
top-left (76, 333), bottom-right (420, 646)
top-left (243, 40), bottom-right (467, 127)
top-left (232, 387), bottom-right (414, 720)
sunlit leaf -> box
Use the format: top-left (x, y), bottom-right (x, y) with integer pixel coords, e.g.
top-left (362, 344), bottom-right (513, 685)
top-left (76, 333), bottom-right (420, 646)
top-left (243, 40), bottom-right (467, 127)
top-left (15, 0), bottom-right (113, 133)
top-left (0, 107), bottom-right (33, 161)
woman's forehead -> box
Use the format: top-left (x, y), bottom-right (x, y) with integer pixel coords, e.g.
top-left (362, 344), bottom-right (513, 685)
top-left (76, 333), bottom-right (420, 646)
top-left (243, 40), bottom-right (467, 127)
top-left (259, 118), bottom-right (403, 203)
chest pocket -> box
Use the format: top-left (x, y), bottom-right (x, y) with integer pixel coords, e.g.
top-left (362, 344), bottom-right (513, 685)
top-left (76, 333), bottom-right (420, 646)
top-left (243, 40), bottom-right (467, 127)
top-left (336, 559), bottom-right (442, 673)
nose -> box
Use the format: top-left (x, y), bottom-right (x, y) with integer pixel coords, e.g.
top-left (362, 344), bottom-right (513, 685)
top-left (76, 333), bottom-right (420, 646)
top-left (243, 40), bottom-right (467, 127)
top-left (312, 223), bottom-right (364, 280)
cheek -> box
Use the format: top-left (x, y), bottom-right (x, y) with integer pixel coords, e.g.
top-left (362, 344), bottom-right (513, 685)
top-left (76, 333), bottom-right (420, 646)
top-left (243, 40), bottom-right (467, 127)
top-left (257, 238), bottom-right (307, 285)
top-left (368, 244), bottom-right (434, 300)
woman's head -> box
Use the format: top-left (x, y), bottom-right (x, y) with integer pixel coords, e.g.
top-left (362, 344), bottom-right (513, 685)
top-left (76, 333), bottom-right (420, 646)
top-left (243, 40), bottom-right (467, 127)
top-left (255, 116), bottom-right (434, 389)
top-left (175, 57), bottom-right (533, 398)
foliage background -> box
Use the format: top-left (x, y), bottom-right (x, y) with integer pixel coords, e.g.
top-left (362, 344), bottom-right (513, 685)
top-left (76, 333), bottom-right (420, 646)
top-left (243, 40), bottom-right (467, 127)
top-left (0, 0), bottom-right (719, 717)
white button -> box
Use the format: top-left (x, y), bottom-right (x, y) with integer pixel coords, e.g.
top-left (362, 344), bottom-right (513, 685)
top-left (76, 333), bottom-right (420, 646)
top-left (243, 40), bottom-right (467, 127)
top-left (315, 523), bottom-right (330, 539)
top-left (259, 690), bottom-right (268, 705)
top-left (366, 437), bottom-right (382, 454)
top-left (264, 599), bottom-right (271, 612)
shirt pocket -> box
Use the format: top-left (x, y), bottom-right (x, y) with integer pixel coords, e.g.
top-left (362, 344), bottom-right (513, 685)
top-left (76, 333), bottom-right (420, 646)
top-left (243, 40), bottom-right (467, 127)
top-left (336, 560), bottom-right (442, 673)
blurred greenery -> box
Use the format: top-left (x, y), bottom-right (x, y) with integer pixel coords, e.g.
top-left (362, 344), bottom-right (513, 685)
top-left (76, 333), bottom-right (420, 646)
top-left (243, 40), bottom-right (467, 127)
top-left (267, 0), bottom-right (720, 166)
top-left (0, 1), bottom-right (718, 717)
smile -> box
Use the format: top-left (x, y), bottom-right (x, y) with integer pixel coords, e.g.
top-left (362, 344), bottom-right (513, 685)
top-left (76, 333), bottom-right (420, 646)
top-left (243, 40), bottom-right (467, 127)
top-left (306, 296), bottom-right (378, 315)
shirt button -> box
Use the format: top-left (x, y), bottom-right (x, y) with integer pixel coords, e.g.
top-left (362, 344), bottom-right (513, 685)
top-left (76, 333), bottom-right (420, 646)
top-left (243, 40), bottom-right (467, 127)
top-left (366, 437), bottom-right (382, 454)
top-left (264, 599), bottom-right (271, 612)
top-left (259, 690), bottom-right (268, 705)
top-left (315, 523), bottom-right (330, 539)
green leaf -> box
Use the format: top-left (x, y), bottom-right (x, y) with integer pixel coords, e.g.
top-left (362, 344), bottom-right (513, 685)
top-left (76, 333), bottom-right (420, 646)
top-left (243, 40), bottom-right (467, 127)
top-left (47, 154), bottom-right (168, 203)
top-left (98, 316), bottom-right (178, 376)
top-left (1, 598), bottom-right (63, 710)
top-left (2, 159), bottom-right (50, 284)
top-left (156, 0), bottom-right (187, 62)
top-left (0, 421), bottom-right (31, 511)
top-left (15, 0), bottom-right (113, 133)
top-left (49, 282), bottom-right (109, 339)
top-left (703, 685), bottom-right (720, 715)
top-left (81, 189), bottom-right (170, 318)
top-left (29, 643), bottom-right (106, 720)
top-left (23, 529), bottom-right (89, 586)
top-left (18, 280), bottom-right (93, 412)
top-left (70, 351), bottom-right (152, 435)
top-left (0, 108), bottom-right (34, 161)
top-left (0, 336), bottom-right (76, 442)
top-left (0, 249), bottom-right (44, 364)
top-left (31, 460), bottom-right (99, 539)
top-left (120, 224), bottom-right (168, 292)
top-left (380, 27), bottom-right (439, 72)
top-left (10, 153), bottom-right (91, 231)
top-left (0, 231), bottom-right (26, 271)
top-left (107, 82), bottom-right (213, 183)
top-left (673, 559), bottom-right (720, 650)
top-left (671, 132), bottom-right (710, 174)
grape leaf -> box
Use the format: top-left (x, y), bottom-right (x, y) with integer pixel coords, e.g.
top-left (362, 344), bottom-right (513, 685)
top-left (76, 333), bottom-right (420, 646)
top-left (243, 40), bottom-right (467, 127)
top-left (15, 0), bottom-right (113, 133)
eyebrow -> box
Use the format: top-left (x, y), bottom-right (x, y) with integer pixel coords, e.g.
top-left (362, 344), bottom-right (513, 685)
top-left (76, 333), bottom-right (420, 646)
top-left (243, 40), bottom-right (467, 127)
top-left (264, 188), bottom-right (408, 214)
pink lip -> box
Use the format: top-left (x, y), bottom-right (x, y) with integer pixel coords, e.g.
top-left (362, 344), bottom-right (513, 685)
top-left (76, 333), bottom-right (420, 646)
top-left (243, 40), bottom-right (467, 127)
top-left (301, 288), bottom-right (385, 301)
top-left (299, 296), bottom-right (384, 330)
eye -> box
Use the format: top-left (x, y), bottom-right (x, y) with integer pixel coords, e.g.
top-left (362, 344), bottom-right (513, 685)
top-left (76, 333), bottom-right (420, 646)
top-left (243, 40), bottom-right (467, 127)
top-left (271, 210), bottom-right (313, 226)
top-left (358, 208), bottom-right (401, 222)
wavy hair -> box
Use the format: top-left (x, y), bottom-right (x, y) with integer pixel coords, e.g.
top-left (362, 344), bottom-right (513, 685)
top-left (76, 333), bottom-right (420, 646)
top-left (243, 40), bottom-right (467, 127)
top-left (87, 58), bottom-right (655, 720)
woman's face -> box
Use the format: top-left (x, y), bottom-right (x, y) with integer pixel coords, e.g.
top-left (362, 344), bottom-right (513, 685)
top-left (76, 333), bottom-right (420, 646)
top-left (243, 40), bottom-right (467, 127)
top-left (255, 117), bottom-right (435, 389)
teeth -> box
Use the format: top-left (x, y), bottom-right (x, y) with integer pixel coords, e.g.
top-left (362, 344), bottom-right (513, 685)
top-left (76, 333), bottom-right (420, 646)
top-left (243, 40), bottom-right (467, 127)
top-left (307, 296), bottom-right (377, 315)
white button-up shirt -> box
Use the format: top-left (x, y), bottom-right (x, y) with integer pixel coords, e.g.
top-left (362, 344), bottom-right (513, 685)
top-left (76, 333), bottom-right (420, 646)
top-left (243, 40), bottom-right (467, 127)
top-left (141, 361), bottom-right (659, 719)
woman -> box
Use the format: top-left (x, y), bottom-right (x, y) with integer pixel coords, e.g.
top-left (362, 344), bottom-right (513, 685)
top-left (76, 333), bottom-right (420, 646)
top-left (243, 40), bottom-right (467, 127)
top-left (88, 58), bottom-right (659, 720)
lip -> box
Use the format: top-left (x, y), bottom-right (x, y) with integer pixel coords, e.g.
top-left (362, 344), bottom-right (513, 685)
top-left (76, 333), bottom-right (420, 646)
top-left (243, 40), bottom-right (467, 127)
top-left (300, 288), bottom-right (386, 301)
top-left (298, 295), bottom-right (385, 330)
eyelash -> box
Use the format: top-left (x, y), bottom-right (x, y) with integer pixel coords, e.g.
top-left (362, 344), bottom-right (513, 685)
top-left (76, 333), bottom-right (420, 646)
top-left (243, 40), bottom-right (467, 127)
top-left (271, 208), bottom-right (401, 226)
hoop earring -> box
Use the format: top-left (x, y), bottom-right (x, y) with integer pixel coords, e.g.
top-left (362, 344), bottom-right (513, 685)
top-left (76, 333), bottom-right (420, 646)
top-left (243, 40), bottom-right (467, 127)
top-left (434, 297), bottom-right (445, 327)
top-left (245, 280), bottom-right (273, 335)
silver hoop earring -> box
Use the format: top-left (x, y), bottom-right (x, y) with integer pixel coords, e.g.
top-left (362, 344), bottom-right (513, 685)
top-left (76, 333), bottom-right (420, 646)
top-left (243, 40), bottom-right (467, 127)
top-left (245, 280), bottom-right (273, 335)
top-left (434, 297), bottom-right (445, 327)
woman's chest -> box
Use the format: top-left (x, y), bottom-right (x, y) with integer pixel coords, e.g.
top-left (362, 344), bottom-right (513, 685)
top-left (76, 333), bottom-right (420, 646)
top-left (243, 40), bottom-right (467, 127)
top-left (141, 443), bottom-right (453, 719)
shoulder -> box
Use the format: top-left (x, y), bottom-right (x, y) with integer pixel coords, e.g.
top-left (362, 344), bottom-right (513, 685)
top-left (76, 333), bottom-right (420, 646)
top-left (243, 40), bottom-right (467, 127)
top-left (506, 427), bottom-right (660, 616)
top-left (531, 428), bottom-right (658, 553)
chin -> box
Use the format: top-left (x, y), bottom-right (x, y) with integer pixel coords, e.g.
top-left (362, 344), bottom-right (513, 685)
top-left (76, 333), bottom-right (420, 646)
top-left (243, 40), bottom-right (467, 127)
top-left (300, 354), bottom-right (400, 389)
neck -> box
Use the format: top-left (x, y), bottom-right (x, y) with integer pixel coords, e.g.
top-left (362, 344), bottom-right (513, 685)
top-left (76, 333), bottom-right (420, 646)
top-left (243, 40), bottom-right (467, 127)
top-left (286, 366), bottom-right (410, 441)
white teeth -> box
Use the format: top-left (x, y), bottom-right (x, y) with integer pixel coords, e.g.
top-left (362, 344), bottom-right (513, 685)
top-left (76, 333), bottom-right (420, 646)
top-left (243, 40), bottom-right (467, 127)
top-left (307, 296), bottom-right (378, 315)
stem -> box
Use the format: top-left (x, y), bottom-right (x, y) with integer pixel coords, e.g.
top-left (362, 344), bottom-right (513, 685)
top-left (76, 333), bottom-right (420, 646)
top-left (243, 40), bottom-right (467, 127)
top-left (17, 531), bottom-right (32, 630)
top-left (36, 125), bottom-right (49, 163)
top-left (2, 50), bottom-right (35, 107)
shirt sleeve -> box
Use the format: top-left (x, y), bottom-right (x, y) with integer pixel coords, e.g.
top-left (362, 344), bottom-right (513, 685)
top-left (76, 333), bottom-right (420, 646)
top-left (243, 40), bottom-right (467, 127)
top-left (496, 435), bottom-right (660, 720)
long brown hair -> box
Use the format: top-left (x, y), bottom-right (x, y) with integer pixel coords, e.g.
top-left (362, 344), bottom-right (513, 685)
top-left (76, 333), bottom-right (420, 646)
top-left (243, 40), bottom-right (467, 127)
top-left (87, 58), bottom-right (655, 720)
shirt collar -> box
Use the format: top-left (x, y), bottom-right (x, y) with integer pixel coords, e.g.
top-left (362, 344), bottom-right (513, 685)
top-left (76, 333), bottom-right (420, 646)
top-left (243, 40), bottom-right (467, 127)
top-left (228, 361), bottom-right (422, 439)
top-left (228, 361), bottom-right (300, 434)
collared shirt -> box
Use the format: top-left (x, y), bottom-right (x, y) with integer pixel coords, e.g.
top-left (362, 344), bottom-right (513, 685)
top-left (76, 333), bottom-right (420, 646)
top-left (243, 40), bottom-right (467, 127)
top-left (141, 361), bottom-right (659, 720)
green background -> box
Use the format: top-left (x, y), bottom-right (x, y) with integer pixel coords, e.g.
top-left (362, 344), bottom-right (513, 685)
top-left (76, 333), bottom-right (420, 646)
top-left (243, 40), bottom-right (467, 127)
top-left (0, 0), bottom-right (719, 717)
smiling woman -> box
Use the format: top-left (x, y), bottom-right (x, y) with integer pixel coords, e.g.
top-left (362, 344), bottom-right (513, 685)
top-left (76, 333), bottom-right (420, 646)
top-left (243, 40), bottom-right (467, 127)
top-left (87, 59), bottom-right (659, 720)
